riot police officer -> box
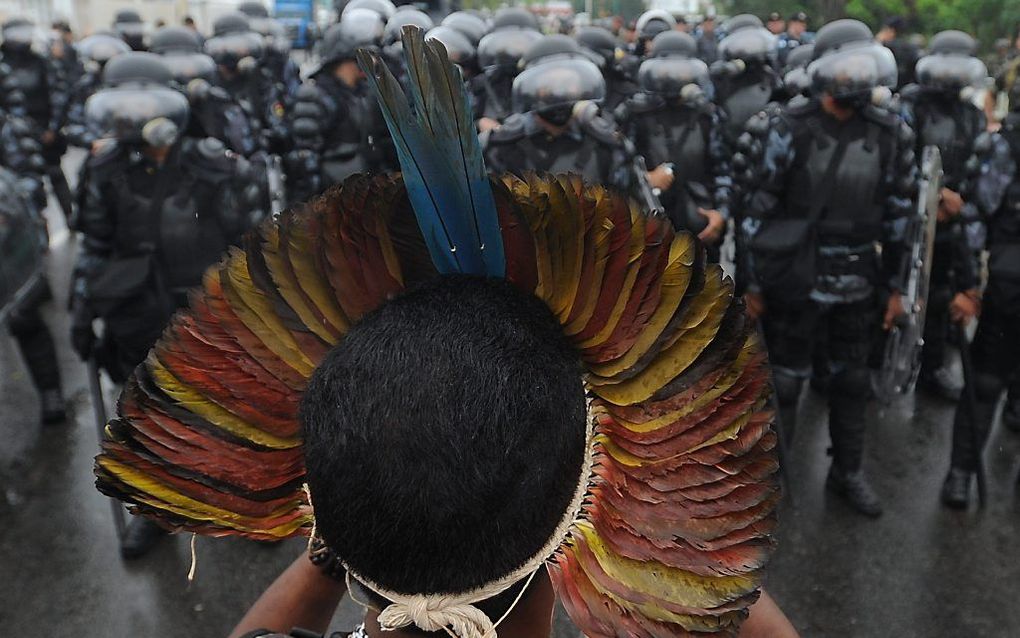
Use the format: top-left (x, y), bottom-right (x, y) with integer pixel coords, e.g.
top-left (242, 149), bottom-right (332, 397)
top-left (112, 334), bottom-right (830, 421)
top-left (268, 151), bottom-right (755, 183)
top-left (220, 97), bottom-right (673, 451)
top-left (71, 53), bottom-right (266, 556)
top-left (711, 16), bottom-right (780, 143)
top-left (205, 12), bottom-right (288, 154)
top-left (151, 25), bottom-right (260, 158)
top-left (902, 30), bottom-right (989, 400)
top-left (942, 96), bottom-right (1020, 507)
top-left (631, 10), bottom-right (675, 58)
top-left (472, 16), bottom-right (542, 132)
top-left (239, 2), bottom-right (302, 99)
top-left (777, 12), bottom-right (811, 67)
top-left (381, 7), bottom-right (434, 79)
top-left (113, 9), bottom-right (146, 51)
top-left (481, 36), bottom-right (633, 192)
top-left (440, 11), bottom-right (489, 49)
top-left (0, 19), bottom-right (74, 223)
top-left (575, 26), bottom-right (638, 114)
top-left (64, 34), bottom-right (131, 149)
top-left (741, 20), bottom-right (918, 517)
top-left (424, 25), bottom-right (478, 78)
top-left (616, 31), bottom-right (731, 260)
top-left (1, 118), bottom-right (66, 425)
top-left (284, 10), bottom-right (392, 204)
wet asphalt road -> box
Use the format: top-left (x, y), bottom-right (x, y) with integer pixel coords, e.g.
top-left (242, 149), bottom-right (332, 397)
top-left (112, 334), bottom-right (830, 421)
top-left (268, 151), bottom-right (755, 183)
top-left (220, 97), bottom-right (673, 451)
top-left (1, 154), bottom-right (1019, 637)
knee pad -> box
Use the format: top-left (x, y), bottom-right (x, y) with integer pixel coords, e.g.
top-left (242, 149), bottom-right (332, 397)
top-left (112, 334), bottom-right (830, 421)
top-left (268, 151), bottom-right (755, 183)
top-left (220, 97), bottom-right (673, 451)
top-left (771, 367), bottom-right (804, 407)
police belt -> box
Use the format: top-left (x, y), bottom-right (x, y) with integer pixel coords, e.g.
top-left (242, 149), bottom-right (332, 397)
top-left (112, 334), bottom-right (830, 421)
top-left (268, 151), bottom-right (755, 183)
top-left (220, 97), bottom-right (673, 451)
top-left (816, 243), bottom-right (878, 278)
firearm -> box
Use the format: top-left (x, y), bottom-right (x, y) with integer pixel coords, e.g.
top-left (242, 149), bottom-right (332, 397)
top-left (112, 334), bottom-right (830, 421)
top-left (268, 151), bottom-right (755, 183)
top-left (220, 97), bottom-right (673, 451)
top-left (633, 154), bottom-right (666, 217)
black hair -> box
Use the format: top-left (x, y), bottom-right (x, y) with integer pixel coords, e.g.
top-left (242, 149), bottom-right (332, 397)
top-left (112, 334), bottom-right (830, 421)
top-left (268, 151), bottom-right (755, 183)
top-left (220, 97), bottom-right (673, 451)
top-left (302, 275), bottom-right (587, 596)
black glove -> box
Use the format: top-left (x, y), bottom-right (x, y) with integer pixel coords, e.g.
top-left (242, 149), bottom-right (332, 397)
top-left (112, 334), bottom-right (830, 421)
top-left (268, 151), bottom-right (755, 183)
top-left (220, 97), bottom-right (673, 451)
top-left (70, 302), bottom-right (95, 361)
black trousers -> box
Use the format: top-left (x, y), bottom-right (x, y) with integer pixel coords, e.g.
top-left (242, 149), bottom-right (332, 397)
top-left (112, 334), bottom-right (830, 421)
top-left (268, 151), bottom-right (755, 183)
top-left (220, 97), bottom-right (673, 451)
top-left (950, 302), bottom-right (1020, 472)
top-left (7, 299), bottom-right (61, 393)
top-left (761, 295), bottom-right (877, 471)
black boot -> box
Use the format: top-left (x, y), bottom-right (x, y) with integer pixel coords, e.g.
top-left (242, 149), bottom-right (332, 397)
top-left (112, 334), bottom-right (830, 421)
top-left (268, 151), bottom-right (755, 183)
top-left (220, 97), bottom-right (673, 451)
top-left (940, 468), bottom-right (972, 510)
top-left (919, 366), bottom-right (963, 402)
top-left (120, 518), bottom-right (168, 560)
top-left (39, 388), bottom-right (67, 425)
top-left (827, 466), bottom-right (883, 517)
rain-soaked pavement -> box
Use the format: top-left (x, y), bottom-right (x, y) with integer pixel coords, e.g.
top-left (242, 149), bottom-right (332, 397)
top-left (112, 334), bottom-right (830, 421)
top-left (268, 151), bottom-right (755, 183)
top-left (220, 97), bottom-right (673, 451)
top-left (2, 155), bottom-right (1019, 637)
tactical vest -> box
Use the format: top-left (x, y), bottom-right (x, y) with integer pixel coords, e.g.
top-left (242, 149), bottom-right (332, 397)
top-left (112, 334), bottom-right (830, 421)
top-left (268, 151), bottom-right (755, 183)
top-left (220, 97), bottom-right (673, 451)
top-left (718, 73), bottom-right (774, 141)
top-left (3, 55), bottom-right (50, 125)
top-left (637, 107), bottom-right (713, 232)
top-left (318, 78), bottom-right (388, 182)
top-left (914, 99), bottom-right (978, 189)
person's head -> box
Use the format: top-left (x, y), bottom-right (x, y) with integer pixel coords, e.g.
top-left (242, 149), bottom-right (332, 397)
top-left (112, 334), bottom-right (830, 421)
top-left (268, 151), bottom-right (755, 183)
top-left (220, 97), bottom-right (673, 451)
top-left (318, 8), bottom-right (383, 80)
top-left (674, 16), bottom-right (688, 33)
top-left (302, 275), bottom-right (588, 626)
top-left (52, 20), bottom-right (72, 43)
top-left (183, 15), bottom-right (197, 30)
top-left (701, 16), bottom-right (715, 35)
top-left (332, 58), bottom-right (364, 87)
top-left (877, 16), bottom-right (906, 43)
top-left (766, 12), bottom-right (785, 35)
top-left (811, 19), bottom-right (895, 113)
top-left (787, 12), bottom-right (807, 39)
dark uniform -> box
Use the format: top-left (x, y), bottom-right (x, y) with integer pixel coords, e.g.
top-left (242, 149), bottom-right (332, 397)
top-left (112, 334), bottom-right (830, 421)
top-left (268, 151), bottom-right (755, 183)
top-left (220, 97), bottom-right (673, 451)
top-left (285, 12), bottom-right (393, 204)
top-left (0, 20), bottom-right (74, 222)
top-left (71, 53), bottom-right (265, 558)
top-left (742, 21), bottom-right (917, 517)
top-left (481, 39), bottom-right (633, 192)
top-left (64, 34), bottom-right (131, 149)
top-left (575, 26), bottom-right (638, 114)
top-left (942, 115), bottom-right (1020, 507)
top-left (616, 32), bottom-right (731, 260)
top-left (712, 23), bottom-right (780, 143)
top-left (472, 28), bottom-right (542, 126)
top-left (902, 32), bottom-right (989, 398)
top-left (1, 119), bottom-right (65, 424)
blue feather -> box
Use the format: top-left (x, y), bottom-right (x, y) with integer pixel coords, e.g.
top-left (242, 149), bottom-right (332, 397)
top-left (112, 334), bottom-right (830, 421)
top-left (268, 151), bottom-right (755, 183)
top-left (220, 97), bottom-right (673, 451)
top-left (358, 27), bottom-right (505, 277)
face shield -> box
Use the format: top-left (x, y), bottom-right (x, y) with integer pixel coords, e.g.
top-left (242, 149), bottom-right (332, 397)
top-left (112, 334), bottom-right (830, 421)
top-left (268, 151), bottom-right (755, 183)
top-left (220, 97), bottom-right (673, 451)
top-left (638, 57), bottom-right (713, 101)
top-left (162, 53), bottom-right (217, 85)
top-left (85, 85), bottom-right (190, 146)
top-left (204, 32), bottom-right (265, 70)
top-left (1, 24), bottom-right (41, 54)
top-left (916, 54), bottom-right (988, 92)
top-left (78, 34), bottom-right (132, 68)
top-left (478, 29), bottom-right (543, 71)
top-left (512, 57), bottom-right (606, 116)
top-left (718, 27), bottom-right (776, 65)
top-left (809, 41), bottom-right (897, 99)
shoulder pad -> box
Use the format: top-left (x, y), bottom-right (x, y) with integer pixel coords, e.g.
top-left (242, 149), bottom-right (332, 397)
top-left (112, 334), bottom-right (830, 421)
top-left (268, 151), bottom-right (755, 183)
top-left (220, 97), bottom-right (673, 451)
top-left (784, 97), bottom-right (820, 118)
top-left (181, 138), bottom-right (237, 182)
top-left (625, 92), bottom-right (665, 115)
top-left (86, 141), bottom-right (126, 175)
top-left (785, 94), bottom-right (811, 111)
top-left (860, 104), bottom-right (900, 129)
top-left (898, 83), bottom-right (921, 103)
top-left (488, 114), bottom-right (529, 144)
top-left (580, 114), bottom-right (624, 146)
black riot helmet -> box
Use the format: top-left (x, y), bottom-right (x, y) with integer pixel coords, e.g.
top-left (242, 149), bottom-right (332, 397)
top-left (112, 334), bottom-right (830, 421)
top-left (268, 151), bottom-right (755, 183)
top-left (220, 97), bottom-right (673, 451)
top-left (520, 34), bottom-right (587, 69)
top-left (238, 1), bottom-right (270, 18)
top-left (724, 14), bottom-right (763, 34)
top-left (249, 18), bottom-right (291, 54)
top-left (809, 20), bottom-right (896, 100)
top-left (635, 10), bottom-right (676, 41)
top-left (574, 26), bottom-right (618, 67)
top-left (78, 33), bottom-right (132, 69)
top-left (149, 26), bottom-right (203, 54)
top-left (478, 28), bottom-right (542, 71)
top-left (213, 12), bottom-right (252, 37)
top-left (88, 52), bottom-right (189, 146)
top-left (205, 32), bottom-right (265, 69)
top-left (320, 9), bottom-right (384, 66)
top-left (161, 52), bottom-right (218, 85)
top-left (113, 9), bottom-right (146, 50)
top-left (1, 19), bottom-right (38, 54)
top-left (638, 55), bottom-right (711, 99)
top-left (441, 12), bottom-right (489, 47)
top-left (342, 0), bottom-right (397, 21)
top-left (425, 25), bottom-right (476, 69)
top-left (718, 26), bottom-right (776, 65)
top-left (512, 54), bottom-right (605, 118)
top-left (782, 43), bottom-right (815, 96)
top-left (928, 30), bottom-right (976, 56)
top-left (384, 10), bottom-right (434, 46)
top-left (916, 33), bottom-right (987, 93)
top-left (492, 7), bottom-right (540, 32)
top-left (648, 31), bottom-right (697, 58)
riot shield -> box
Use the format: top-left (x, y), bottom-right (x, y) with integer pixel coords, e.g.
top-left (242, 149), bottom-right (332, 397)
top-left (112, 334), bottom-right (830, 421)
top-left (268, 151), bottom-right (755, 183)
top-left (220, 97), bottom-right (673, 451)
top-left (874, 145), bottom-right (942, 403)
top-left (0, 167), bottom-right (45, 324)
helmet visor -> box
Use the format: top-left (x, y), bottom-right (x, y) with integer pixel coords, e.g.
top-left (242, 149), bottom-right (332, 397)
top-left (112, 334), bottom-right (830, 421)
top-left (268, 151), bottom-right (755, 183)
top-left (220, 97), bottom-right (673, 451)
top-left (512, 57), bottom-right (605, 113)
top-left (638, 57), bottom-right (711, 97)
top-left (916, 54), bottom-right (987, 91)
top-left (809, 42), bottom-right (897, 98)
top-left (162, 53), bottom-right (217, 84)
top-left (85, 86), bottom-right (189, 142)
top-left (719, 27), bottom-right (776, 63)
top-left (478, 29), bottom-right (542, 70)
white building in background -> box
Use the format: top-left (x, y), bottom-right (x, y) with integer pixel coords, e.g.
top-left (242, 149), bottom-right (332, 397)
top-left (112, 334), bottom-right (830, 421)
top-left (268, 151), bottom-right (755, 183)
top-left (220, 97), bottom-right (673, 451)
top-left (0, 0), bottom-right (260, 34)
